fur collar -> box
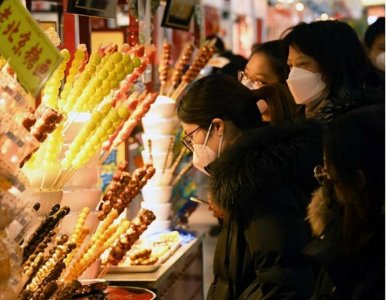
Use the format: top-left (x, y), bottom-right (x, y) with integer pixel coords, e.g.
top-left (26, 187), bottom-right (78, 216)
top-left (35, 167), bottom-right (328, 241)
top-left (307, 187), bottom-right (336, 236)
top-left (209, 120), bottom-right (323, 211)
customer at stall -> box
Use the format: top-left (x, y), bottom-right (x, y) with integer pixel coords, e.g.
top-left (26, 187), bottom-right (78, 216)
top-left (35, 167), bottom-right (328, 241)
top-left (240, 40), bottom-right (289, 89)
top-left (282, 20), bottom-right (381, 120)
top-left (306, 103), bottom-right (385, 299)
top-left (202, 35), bottom-right (248, 79)
top-left (177, 74), bottom-right (323, 299)
top-left (363, 17), bottom-right (385, 88)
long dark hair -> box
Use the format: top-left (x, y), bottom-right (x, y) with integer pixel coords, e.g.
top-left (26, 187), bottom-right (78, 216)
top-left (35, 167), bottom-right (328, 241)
top-left (177, 75), bottom-right (298, 130)
top-left (282, 20), bottom-right (368, 99)
top-left (324, 104), bottom-right (385, 248)
top-left (251, 40), bottom-right (289, 84)
top-left (251, 83), bottom-right (298, 126)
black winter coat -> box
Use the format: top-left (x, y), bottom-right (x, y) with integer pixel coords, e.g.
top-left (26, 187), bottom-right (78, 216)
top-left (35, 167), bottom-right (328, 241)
top-left (305, 188), bottom-right (385, 300)
top-left (207, 120), bottom-right (323, 300)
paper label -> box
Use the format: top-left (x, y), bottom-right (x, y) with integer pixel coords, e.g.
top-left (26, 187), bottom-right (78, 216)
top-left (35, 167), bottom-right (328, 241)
top-left (0, 0), bottom-right (63, 96)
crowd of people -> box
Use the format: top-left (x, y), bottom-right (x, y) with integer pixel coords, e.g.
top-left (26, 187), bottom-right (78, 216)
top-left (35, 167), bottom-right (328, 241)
top-left (177, 18), bottom-right (385, 300)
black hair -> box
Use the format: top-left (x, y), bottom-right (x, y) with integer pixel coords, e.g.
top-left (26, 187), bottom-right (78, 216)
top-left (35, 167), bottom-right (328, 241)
top-left (251, 83), bottom-right (298, 126)
top-left (206, 35), bottom-right (225, 53)
top-left (177, 75), bottom-right (299, 132)
top-left (177, 74), bottom-right (263, 131)
top-left (250, 40), bottom-right (289, 84)
top-left (282, 20), bottom-right (368, 98)
top-left (364, 17), bottom-right (385, 50)
top-left (324, 103), bottom-right (385, 248)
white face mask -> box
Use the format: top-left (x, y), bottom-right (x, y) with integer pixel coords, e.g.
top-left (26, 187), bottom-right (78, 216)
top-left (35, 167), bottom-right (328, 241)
top-left (286, 67), bottom-right (326, 105)
top-left (375, 52), bottom-right (385, 71)
top-left (192, 123), bottom-right (223, 176)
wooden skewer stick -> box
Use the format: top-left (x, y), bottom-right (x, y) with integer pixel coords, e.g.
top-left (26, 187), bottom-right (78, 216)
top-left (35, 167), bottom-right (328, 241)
top-left (147, 139), bottom-right (153, 165)
top-left (171, 82), bottom-right (188, 100)
top-left (50, 167), bottom-right (63, 190)
top-left (169, 147), bottom-right (187, 176)
top-left (171, 161), bottom-right (193, 186)
top-left (162, 137), bottom-right (174, 174)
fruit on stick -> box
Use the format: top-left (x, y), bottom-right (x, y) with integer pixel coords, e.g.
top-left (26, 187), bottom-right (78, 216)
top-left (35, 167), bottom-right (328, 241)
top-left (129, 248), bottom-right (152, 261)
top-left (103, 91), bottom-right (145, 152)
top-left (64, 227), bottom-right (89, 268)
top-left (74, 51), bottom-right (131, 112)
top-left (62, 52), bottom-right (102, 113)
top-left (52, 280), bottom-right (82, 300)
top-left (65, 101), bottom-right (130, 170)
top-left (65, 219), bottom-right (130, 281)
top-left (21, 205), bottom-right (70, 263)
top-left (105, 92), bottom-right (158, 153)
top-left (59, 44), bottom-right (88, 104)
top-left (106, 209), bottom-right (156, 265)
top-left (21, 252), bottom-right (45, 293)
top-left (23, 230), bottom-right (56, 271)
top-left (68, 209), bottom-right (118, 269)
top-left (170, 43), bottom-right (194, 89)
top-left (40, 124), bottom-right (63, 168)
top-left (36, 281), bottom-right (59, 300)
top-left (159, 41), bottom-right (172, 94)
top-left (98, 164), bottom-right (155, 219)
top-left (73, 222), bottom-right (118, 278)
top-left (41, 49), bottom-right (71, 109)
top-left (26, 240), bottom-right (76, 292)
top-left (69, 207), bottom-right (90, 243)
top-left (181, 43), bottom-right (215, 84)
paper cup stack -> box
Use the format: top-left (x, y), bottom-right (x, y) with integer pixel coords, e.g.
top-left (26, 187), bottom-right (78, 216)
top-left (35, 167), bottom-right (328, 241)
top-left (141, 95), bottom-right (178, 235)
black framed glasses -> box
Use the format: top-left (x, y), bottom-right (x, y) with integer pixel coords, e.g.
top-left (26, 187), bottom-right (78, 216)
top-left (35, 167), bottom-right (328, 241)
top-left (314, 165), bottom-right (329, 186)
top-left (181, 126), bottom-right (202, 152)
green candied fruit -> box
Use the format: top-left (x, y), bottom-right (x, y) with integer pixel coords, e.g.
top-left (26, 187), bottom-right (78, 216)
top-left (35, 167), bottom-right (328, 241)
top-left (124, 64), bottom-right (134, 74)
top-left (122, 54), bottom-right (132, 64)
top-left (132, 56), bottom-right (141, 68)
top-left (111, 52), bottom-right (123, 63)
top-left (61, 49), bottom-right (71, 61)
top-left (104, 61), bottom-right (115, 72)
top-left (74, 50), bottom-right (85, 60)
top-left (91, 54), bottom-right (102, 65)
top-left (98, 70), bottom-right (109, 80)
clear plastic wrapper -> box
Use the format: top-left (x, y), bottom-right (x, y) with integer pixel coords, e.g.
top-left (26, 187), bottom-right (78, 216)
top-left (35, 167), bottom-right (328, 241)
top-left (0, 113), bottom-right (38, 169)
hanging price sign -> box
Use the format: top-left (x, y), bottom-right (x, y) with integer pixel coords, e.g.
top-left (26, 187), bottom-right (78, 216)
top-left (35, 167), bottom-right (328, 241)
top-left (0, 0), bottom-right (63, 96)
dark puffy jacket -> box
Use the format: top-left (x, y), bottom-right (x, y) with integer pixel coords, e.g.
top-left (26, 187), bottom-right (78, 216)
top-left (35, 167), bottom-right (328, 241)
top-left (305, 188), bottom-right (385, 300)
top-left (207, 120), bottom-right (323, 300)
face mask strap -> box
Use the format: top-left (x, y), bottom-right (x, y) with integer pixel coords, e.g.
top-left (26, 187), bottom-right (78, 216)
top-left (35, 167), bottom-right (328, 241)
top-left (203, 123), bottom-right (213, 148)
top-left (218, 134), bottom-right (223, 158)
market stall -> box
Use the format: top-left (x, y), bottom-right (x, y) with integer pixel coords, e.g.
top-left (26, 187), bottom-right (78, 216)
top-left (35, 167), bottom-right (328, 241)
top-left (0, 1), bottom-right (216, 299)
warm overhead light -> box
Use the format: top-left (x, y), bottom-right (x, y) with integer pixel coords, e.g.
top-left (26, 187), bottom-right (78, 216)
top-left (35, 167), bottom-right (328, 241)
top-left (295, 2), bottom-right (304, 11)
top-left (321, 13), bottom-right (329, 20)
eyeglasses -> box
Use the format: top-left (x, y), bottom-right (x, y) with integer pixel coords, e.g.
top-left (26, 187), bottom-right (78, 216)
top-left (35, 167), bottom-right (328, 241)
top-left (181, 126), bottom-right (202, 152)
top-left (314, 165), bottom-right (329, 186)
top-left (238, 71), bottom-right (264, 89)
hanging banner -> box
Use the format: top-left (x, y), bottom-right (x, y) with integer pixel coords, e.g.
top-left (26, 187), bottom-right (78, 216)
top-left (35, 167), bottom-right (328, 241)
top-left (0, 0), bottom-right (63, 96)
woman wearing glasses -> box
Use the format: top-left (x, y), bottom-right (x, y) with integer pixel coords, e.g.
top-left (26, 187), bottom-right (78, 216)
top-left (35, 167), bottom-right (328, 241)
top-left (306, 103), bottom-right (385, 300)
top-left (239, 40), bottom-right (289, 89)
top-left (177, 74), bottom-right (323, 299)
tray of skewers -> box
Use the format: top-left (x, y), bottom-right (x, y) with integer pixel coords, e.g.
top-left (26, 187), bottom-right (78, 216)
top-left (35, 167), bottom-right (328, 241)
top-left (108, 231), bottom-right (181, 273)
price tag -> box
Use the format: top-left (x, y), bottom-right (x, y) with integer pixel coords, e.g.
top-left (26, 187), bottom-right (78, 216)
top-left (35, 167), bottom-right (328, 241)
top-left (0, 0), bottom-right (63, 96)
